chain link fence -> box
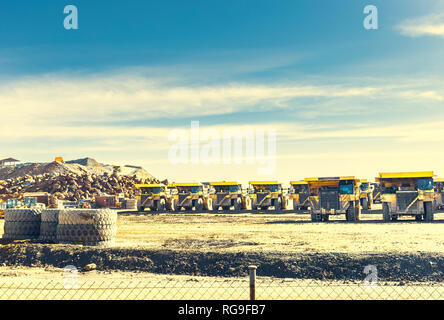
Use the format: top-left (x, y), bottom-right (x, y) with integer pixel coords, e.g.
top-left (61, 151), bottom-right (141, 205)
top-left (1, 268), bottom-right (444, 300)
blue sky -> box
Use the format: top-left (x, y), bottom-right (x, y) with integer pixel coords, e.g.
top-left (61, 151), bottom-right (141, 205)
top-left (1, 1), bottom-right (444, 183)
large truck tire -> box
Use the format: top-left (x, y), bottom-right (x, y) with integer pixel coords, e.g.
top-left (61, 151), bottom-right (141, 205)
top-left (362, 198), bottom-right (369, 210)
top-left (56, 209), bottom-right (117, 246)
top-left (346, 202), bottom-right (357, 222)
top-left (58, 209), bottom-right (117, 225)
top-left (57, 224), bottom-right (116, 242)
top-left (382, 203), bottom-right (390, 222)
top-left (157, 198), bottom-right (166, 212)
top-left (3, 221), bottom-right (40, 239)
top-left (41, 209), bottom-right (61, 223)
top-left (234, 198), bottom-right (242, 211)
top-left (39, 209), bottom-right (61, 241)
top-left (4, 208), bottom-right (42, 222)
top-left (2, 209), bottom-right (42, 240)
top-left (311, 211), bottom-right (322, 222)
top-left (424, 202), bottom-right (434, 222)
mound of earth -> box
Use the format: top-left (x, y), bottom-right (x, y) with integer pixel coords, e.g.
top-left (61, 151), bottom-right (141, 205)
top-left (0, 243), bottom-right (443, 282)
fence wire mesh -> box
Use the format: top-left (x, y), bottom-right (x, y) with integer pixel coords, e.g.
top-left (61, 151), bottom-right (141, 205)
top-left (1, 277), bottom-right (444, 300)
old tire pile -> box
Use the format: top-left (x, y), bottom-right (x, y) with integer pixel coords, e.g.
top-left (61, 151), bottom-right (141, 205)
top-left (56, 209), bottom-right (117, 246)
top-left (2, 209), bottom-right (42, 240)
top-left (39, 209), bottom-right (61, 242)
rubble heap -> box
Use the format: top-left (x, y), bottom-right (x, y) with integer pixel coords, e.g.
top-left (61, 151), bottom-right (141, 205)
top-left (0, 172), bottom-right (159, 201)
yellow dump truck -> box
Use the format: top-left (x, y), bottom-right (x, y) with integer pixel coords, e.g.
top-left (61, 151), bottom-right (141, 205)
top-left (208, 182), bottom-right (251, 212)
top-left (371, 182), bottom-right (382, 204)
top-left (249, 181), bottom-right (288, 212)
top-left (168, 183), bottom-right (212, 212)
top-left (136, 184), bottom-right (176, 212)
top-left (434, 178), bottom-right (444, 211)
top-left (377, 172), bottom-right (435, 222)
top-left (359, 179), bottom-right (372, 210)
top-left (305, 176), bottom-right (361, 222)
top-left (289, 181), bottom-right (310, 211)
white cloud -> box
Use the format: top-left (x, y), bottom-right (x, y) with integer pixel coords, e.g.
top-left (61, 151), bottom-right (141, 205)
top-left (397, 13), bottom-right (444, 38)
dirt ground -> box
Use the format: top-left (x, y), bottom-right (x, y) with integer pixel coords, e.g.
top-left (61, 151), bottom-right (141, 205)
top-left (1, 211), bottom-right (444, 300)
top-left (113, 211), bottom-right (444, 254)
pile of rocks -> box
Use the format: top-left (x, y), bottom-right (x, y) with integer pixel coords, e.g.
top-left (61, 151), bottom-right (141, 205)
top-left (0, 173), bottom-right (160, 201)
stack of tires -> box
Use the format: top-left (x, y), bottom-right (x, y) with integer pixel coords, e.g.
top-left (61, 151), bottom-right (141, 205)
top-left (2, 209), bottom-right (42, 240)
top-left (39, 209), bottom-right (61, 242)
top-left (56, 209), bottom-right (117, 246)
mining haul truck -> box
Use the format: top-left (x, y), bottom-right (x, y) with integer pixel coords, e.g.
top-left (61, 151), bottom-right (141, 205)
top-left (168, 183), bottom-right (212, 212)
top-left (378, 172), bottom-right (435, 222)
top-left (208, 182), bottom-right (252, 212)
top-left (433, 178), bottom-right (444, 211)
top-left (136, 184), bottom-right (176, 212)
top-left (305, 176), bottom-right (361, 222)
top-left (289, 181), bottom-right (310, 211)
top-left (249, 181), bottom-right (288, 212)
top-left (359, 179), bottom-right (372, 210)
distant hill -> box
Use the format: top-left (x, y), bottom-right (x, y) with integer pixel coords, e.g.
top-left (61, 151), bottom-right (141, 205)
top-left (0, 157), bottom-right (155, 181)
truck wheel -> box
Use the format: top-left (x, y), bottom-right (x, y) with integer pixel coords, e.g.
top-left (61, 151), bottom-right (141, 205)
top-left (382, 203), bottom-right (390, 222)
top-left (195, 199), bottom-right (204, 212)
top-left (169, 199), bottom-right (176, 212)
top-left (362, 198), bottom-right (369, 210)
top-left (293, 199), bottom-right (298, 211)
top-left (206, 198), bottom-right (213, 211)
top-left (274, 198), bottom-right (282, 212)
top-left (138, 206), bottom-right (145, 213)
top-left (157, 199), bottom-right (166, 212)
top-left (424, 202), bottom-right (434, 222)
top-left (234, 199), bottom-right (242, 211)
top-left (175, 206), bottom-right (182, 212)
top-left (346, 202), bottom-right (357, 222)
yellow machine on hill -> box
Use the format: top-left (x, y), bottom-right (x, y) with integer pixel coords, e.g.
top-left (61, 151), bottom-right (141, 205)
top-left (136, 184), bottom-right (176, 212)
top-left (289, 181), bottom-right (310, 211)
top-left (208, 182), bottom-right (251, 212)
top-left (305, 176), bottom-right (361, 222)
top-left (168, 183), bottom-right (212, 212)
top-left (434, 178), bottom-right (444, 211)
top-left (23, 192), bottom-right (50, 208)
top-left (249, 181), bottom-right (288, 212)
top-left (377, 172), bottom-right (435, 222)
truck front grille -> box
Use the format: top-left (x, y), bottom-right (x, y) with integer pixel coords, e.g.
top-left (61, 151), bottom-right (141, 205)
top-left (396, 191), bottom-right (418, 211)
top-left (320, 190), bottom-right (339, 210)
